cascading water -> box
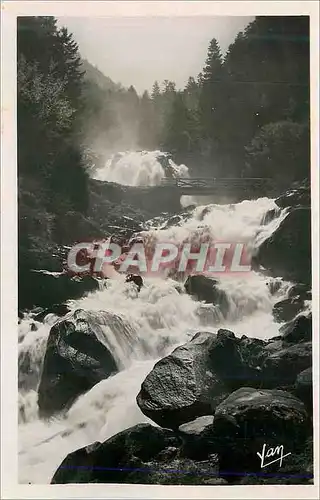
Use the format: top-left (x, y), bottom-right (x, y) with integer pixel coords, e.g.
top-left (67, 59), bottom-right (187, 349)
top-left (19, 151), bottom-right (297, 484)
top-left (93, 150), bottom-right (189, 186)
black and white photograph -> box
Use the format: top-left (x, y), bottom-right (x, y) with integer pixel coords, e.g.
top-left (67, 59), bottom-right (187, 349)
top-left (1, 1), bottom-right (319, 498)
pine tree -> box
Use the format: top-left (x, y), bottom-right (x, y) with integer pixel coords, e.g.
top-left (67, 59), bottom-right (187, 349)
top-left (201, 38), bottom-right (223, 86)
top-left (197, 38), bottom-right (224, 170)
top-left (138, 90), bottom-right (158, 149)
top-left (17, 16), bottom-right (89, 213)
top-left (151, 80), bottom-right (161, 99)
top-left (162, 92), bottom-right (198, 162)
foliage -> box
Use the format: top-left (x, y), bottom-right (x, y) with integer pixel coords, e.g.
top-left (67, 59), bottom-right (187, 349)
top-left (17, 16), bottom-right (88, 213)
top-left (245, 121), bottom-right (310, 182)
top-left (155, 16), bottom-right (310, 181)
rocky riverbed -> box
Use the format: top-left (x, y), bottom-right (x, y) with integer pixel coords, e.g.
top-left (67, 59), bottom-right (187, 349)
top-left (18, 181), bottom-right (313, 485)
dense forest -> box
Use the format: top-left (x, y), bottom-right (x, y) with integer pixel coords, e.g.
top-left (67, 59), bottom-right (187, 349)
top-left (18, 15), bottom-right (310, 308)
top-left (77, 16), bottom-right (310, 183)
top-left (18, 15), bottom-right (310, 192)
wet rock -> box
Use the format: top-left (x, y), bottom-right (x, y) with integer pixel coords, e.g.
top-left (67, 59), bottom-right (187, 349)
top-left (125, 274), bottom-right (143, 292)
top-left (137, 329), bottom-right (264, 430)
top-left (184, 275), bottom-right (229, 316)
top-left (280, 313), bottom-right (312, 344)
top-left (275, 183), bottom-right (310, 209)
top-left (211, 387), bottom-right (309, 477)
top-left (295, 367), bottom-right (312, 409)
top-left (287, 283), bottom-right (311, 301)
top-left (238, 335), bottom-right (268, 367)
top-left (261, 341), bottom-right (312, 387)
top-left (52, 421), bottom-right (223, 485)
top-left (51, 423), bottom-right (181, 484)
top-left (262, 339), bottom-right (284, 354)
top-left (34, 303), bottom-right (71, 322)
top-left (137, 331), bottom-right (228, 429)
top-left (178, 416), bottom-right (215, 459)
top-left (257, 207), bottom-right (311, 285)
top-left (20, 270), bottom-right (99, 311)
top-left (272, 297), bottom-right (305, 323)
top-left (38, 309), bottom-right (118, 418)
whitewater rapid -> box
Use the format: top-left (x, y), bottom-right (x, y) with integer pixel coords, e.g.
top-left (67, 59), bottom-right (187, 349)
top-left (18, 152), bottom-right (296, 484)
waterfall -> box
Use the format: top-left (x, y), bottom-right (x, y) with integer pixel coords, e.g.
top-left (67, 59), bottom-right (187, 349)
top-left (18, 151), bottom-right (293, 484)
top-left (93, 150), bottom-right (189, 186)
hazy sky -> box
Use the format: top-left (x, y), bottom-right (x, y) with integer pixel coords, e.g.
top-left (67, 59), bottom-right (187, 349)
top-left (58, 16), bottom-right (253, 94)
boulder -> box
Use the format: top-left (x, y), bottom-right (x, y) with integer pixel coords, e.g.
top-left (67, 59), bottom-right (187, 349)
top-left (238, 335), bottom-right (268, 367)
top-left (38, 309), bottom-right (118, 418)
top-left (295, 367), bottom-right (312, 409)
top-left (184, 275), bottom-right (229, 316)
top-left (287, 283), bottom-right (311, 301)
top-left (51, 421), bottom-right (225, 485)
top-left (51, 422), bottom-right (223, 485)
top-left (280, 313), bottom-right (312, 344)
top-left (211, 387), bottom-right (309, 476)
top-left (137, 331), bottom-right (228, 429)
top-left (257, 208), bottom-right (311, 285)
top-left (272, 297), bottom-right (305, 323)
top-left (261, 341), bottom-right (312, 388)
top-left (137, 329), bottom-right (264, 430)
top-left (178, 416), bottom-right (215, 459)
top-left (33, 303), bottom-right (71, 322)
top-left (51, 423), bottom-right (181, 484)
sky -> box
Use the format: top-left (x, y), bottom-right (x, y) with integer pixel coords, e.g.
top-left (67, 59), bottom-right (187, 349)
top-left (58, 16), bottom-right (253, 94)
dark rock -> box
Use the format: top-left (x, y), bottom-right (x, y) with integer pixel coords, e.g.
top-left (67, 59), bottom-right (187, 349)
top-left (257, 207), bottom-right (311, 285)
top-left (275, 183), bottom-right (310, 209)
top-left (178, 416), bottom-right (215, 459)
top-left (238, 335), bottom-right (267, 367)
top-left (38, 309), bottom-right (118, 418)
top-left (287, 283), bottom-right (311, 301)
top-left (125, 274), bottom-right (143, 292)
top-left (272, 297), bottom-right (305, 322)
top-left (51, 421), bottom-right (223, 485)
top-left (51, 423), bottom-right (180, 484)
top-left (137, 331), bottom-right (230, 429)
top-left (19, 270), bottom-right (99, 311)
top-left (295, 367), bottom-right (312, 409)
top-left (261, 341), bottom-right (312, 387)
top-left (184, 275), bottom-right (229, 316)
top-left (34, 303), bottom-right (71, 322)
top-left (263, 339), bottom-right (284, 354)
top-left (90, 178), bottom-right (182, 218)
top-left (137, 329), bottom-right (265, 430)
top-left (280, 313), bottom-right (312, 344)
top-left (211, 387), bottom-right (309, 477)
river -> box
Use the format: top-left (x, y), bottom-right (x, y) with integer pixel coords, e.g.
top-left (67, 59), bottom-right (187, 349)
top-left (18, 151), bottom-right (292, 483)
